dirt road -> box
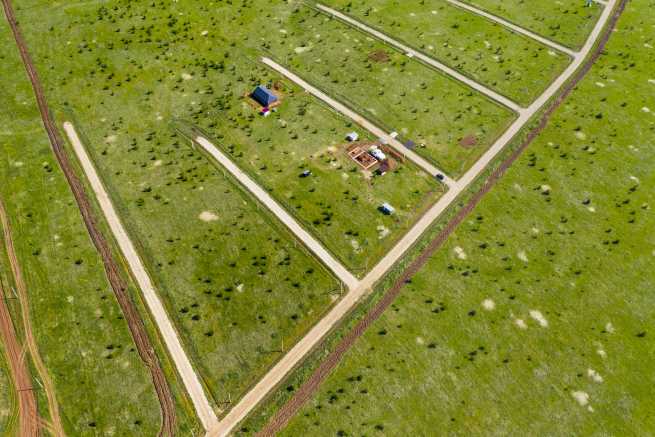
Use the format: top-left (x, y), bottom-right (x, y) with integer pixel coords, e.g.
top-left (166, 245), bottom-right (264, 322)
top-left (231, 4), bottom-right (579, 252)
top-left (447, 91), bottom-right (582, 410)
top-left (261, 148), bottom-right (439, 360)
top-left (213, 0), bottom-right (620, 433)
top-left (315, 3), bottom-right (524, 113)
top-left (258, 0), bottom-right (626, 433)
top-left (63, 123), bottom-right (218, 432)
top-left (261, 57), bottom-right (456, 187)
top-left (0, 199), bottom-right (63, 437)
top-left (0, 1), bottom-right (177, 434)
top-left (194, 136), bottom-right (360, 289)
top-left (445, 0), bottom-right (578, 56)
top-left (0, 277), bottom-right (39, 437)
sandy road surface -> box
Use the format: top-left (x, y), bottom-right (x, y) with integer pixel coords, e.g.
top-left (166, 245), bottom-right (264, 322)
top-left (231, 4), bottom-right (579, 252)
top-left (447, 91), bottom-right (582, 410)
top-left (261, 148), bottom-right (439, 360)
top-left (63, 123), bottom-right (218, 432)
top-left (212, 0), bottom-right (619, 432)
top-left (258, 0), bottom-right (625, 433)
top-left (261, 57), bottom-right (456, 187)
top-left (0, 199), bottom-right (62, 437)
top-left (1, 0), bottom-right (178, 433)
top-left (0, 278), bottom-right (39, 437)
top-left (194, 136), bottom-right (360, 289)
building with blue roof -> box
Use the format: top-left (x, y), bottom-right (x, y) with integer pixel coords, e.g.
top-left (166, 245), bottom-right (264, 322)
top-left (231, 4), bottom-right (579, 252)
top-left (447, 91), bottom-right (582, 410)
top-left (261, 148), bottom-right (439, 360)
top-left (252, 85), bottom-right (278, 107)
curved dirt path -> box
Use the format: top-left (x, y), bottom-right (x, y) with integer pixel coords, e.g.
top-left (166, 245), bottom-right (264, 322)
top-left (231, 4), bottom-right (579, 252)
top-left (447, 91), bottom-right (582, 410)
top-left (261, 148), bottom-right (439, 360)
top-left (0, 278), bottom-right (40, 436)
top-left (212, 0), bottom-right (621, 433)
top-left (0, 1), bottom-right (177, 435)
top-left (258, 0), bottom-right (627, 433)
top-left (0, 199), bottom-right (62, 437)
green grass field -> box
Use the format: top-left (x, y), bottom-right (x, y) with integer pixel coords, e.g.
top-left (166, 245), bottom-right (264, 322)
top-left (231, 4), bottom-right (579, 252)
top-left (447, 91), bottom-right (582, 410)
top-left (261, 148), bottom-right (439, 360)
top-left (257, 4), bottom-right (516, 177)
top-left (462, 0), bottom-right (603, 49)
top-left (0, 21), bottom-right (172, 435)
top-left (242, 0), bottom-right (655, 434)
top-left (9, 0), bottom-right (353, 410)
top-left (322, 0), bottom-right (572, 106)
top-left (187, 68), bottom-right (444, 272)
top-left (0, 343), bottom-right (13, 434)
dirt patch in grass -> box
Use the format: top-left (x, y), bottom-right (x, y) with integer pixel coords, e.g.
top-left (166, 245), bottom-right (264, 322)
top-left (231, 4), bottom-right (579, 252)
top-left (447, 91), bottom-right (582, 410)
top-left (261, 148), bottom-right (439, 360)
top-left (459, 134), bottom-right (478, 148)
top-left (368, 49), bottom-right (390, 63)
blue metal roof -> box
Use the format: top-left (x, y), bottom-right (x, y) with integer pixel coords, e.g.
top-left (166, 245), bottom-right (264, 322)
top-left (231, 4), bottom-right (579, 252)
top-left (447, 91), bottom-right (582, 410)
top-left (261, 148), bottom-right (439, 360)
top-left (252, 85), bottom-right (278, 106)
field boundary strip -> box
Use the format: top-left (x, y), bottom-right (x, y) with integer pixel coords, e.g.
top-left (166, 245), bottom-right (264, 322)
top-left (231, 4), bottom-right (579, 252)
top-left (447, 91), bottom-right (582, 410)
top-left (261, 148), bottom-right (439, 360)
top-left (209, 0), bottom-right (620, 433)
top-left (314, 3), bottom-right (525, 113)
top-left (1, 0), bottom-right (179, 435)
top-left (257, 0), bottom-right (627, 433)
top-left (192, 136), bottom-right (360, 290)
top-left (62, 123), bottom-right (219, 432)
top-left (445, 0), bottom-right (578, 56)
top-left (261, 57), bottom-right (456, 186)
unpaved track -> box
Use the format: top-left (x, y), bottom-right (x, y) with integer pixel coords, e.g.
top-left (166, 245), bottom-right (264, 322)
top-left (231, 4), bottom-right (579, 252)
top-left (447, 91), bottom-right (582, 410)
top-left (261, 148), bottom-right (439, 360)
top-left (64, 123), bottom-right (218, 432)
top-left (445, 0), bottom-right (578, 56)
top-left (211, 0), bottom-right (619, 431)
top-left (259, 0), bottom-right (627, 433)
top-left (195, 136), bottom-right (359, 289)
top-left (0, 199), bottom-right (61, 437)
top-left (315, 3), bottom-right (524, 113)
top-left (0, 1), bottom-right (177, 435)
top-left (261, 57), bottom-right (456, 187)
top-left (0, 278), bottom-right (39, 436)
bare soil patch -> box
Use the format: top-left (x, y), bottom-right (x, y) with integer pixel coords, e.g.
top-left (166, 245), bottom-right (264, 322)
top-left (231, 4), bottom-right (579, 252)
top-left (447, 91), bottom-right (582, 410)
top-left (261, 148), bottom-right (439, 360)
top-left (459, 134), bottom-right (478, 148)
top-left (368, 49), bottom-right (390, 63)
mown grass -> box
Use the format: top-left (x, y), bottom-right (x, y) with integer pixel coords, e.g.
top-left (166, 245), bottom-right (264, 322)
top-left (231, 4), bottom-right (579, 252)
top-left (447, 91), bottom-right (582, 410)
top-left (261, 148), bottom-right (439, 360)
top-left (267, 1), bottom-right (655, 434)
top-left (462, 0), bottom-right (603, 49)
top-left (0, 21), bottom-right (168, 435)
top-left (321, 0), bottom-right (572, 106)
top-left (256, 4), bottom-right (516, 177)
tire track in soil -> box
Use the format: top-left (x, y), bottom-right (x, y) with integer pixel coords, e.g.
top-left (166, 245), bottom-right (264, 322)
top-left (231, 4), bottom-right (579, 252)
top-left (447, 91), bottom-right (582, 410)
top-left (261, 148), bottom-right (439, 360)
top-left (0, 1), bottom-right (177, 435)
top-left (259, 0), bottom-right (629, 433)
top-left (0, 277), bottom-right (40, 437)
top-left (0, 199), bottom-right (63, 437)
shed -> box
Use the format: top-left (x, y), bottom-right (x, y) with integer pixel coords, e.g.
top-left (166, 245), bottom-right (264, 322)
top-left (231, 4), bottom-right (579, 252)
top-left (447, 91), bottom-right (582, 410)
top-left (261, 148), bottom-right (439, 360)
top-left (252, 85), bottom-right (278, 107)
top-left (346, 132), bottom-right (359, 142)
top-left (379, 203), bottom-right (395, 215)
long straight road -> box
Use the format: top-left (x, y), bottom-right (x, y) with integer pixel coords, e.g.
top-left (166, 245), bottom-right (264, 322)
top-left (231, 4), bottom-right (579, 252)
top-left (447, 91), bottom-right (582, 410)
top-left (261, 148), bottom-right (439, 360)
top-left (63, 122), bottom-right (219, 432)
top-left (194, 136), bottom-right (360, 290)
top-left (210, 0), bottom-right (618, 433)
top-left (261, 57), bottom-right (457, 187)
top-left (445, 0), bottom-right (578, 56)
top-left (315, 3), bottom-right (524, 113)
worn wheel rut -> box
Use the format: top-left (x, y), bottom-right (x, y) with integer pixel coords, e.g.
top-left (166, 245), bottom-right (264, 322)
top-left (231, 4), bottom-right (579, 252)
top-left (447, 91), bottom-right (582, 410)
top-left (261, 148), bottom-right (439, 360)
top-left (0, 199), bottom-right (63, 437)
top-left (259, 0), bottom-right (629, 433)
top-left (0, 275), bottom-right (40, 436)
top-left (0, 1), bottom-right (177, 435)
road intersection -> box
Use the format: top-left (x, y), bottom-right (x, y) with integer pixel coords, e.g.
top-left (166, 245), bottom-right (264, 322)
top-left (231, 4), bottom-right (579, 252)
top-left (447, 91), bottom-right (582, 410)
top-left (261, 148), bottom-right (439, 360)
top-left (60, 0), bottom-right (617, 433)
